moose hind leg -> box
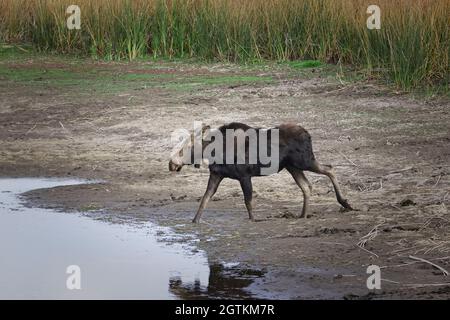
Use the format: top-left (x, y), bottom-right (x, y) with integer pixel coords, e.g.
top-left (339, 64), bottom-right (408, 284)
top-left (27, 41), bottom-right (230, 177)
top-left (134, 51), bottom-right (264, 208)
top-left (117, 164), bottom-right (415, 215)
top-left (192, 173), bottom-right (223, 223)
top-left (239, 177), bottom-right (255, 221)
top-left (310, 161), bottom-right (353, 210)
top-left (299, 170), bottom-right (313, 192)
top-left (288, 168), bottom-right (311, 218)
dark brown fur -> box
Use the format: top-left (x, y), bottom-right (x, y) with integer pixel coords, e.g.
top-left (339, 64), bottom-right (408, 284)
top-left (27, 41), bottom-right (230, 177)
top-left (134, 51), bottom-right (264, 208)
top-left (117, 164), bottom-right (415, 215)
top-left (169, 122), bottom-right (352, 223)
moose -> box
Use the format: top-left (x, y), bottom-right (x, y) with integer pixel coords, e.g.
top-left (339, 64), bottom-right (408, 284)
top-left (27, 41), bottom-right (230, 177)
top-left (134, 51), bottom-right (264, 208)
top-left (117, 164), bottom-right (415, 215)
top-left (169, 122), bottom-right (353, 223)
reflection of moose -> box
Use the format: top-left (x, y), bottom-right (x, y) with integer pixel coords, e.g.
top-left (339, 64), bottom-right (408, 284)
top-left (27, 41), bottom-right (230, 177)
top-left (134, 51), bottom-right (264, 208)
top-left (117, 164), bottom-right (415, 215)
top-left (169, 264), bottom-right (261, 299)
top-left (169, 122), bottom-right (352, 223)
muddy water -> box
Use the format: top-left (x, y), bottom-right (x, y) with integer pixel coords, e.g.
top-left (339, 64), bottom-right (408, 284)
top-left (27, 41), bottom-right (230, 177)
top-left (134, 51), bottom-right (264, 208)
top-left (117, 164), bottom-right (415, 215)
top-left (0, 178), bottom-right (213, 299)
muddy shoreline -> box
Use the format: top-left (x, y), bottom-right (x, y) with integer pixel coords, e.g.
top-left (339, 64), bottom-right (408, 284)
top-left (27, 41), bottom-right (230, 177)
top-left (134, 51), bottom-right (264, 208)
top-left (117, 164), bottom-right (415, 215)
top-left (1, 56), bottom-right (450, 299)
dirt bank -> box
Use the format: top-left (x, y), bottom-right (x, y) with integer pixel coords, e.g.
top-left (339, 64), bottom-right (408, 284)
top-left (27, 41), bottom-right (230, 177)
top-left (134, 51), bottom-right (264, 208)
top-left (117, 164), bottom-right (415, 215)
top-left (1, 51), bottom-right (449, 299)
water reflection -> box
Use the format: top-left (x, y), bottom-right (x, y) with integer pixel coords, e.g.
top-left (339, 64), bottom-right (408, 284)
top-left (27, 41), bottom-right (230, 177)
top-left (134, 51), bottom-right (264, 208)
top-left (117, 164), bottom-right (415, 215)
top-left (0, 178), bottom-right (209, 299)
top-left (0, 178), bottom-right (264, 300)
top-left (170, 263), bottom-right (265, 299)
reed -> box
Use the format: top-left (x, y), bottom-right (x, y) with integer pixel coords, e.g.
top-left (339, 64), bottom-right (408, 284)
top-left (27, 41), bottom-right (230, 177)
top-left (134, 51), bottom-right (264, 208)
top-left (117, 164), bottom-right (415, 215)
top-left (0, 0), bottom-right (448, 89)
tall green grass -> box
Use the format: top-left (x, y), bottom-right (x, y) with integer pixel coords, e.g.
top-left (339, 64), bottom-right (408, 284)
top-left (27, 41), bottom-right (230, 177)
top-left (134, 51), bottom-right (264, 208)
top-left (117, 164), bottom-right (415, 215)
top-left (0, 0), bottom-right (448, 90)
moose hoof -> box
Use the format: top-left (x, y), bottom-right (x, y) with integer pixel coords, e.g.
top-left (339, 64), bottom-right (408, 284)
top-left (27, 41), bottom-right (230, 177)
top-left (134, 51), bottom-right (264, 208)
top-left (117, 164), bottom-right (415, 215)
top-left (341, 199), bottom-right (353, 211)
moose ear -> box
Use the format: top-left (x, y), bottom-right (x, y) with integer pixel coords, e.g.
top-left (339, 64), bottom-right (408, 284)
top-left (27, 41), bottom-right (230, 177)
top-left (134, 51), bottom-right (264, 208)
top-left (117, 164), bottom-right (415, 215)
top-left (202, 125), bottom-right (211, 133)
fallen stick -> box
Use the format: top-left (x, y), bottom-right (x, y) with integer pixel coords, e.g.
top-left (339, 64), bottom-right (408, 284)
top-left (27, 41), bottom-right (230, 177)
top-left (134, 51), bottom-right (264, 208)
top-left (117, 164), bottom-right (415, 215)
top-left (381, 278), bottom-right (401, 284)
top-left (357, 223), bottom-right (383, 248)
top-left (381, 256), bottom-right (450, 269)
top-left (25, 123), bottom-right (37, 135)
top-left (407, 282), bottom-right (450, 288)
top-left (434, 175), bottom-right (442, 187)
top-left (380, 281), bottom-right (450, 288)
top-left (357, 245), bottom-right (379, 258)
top-left (389, 166), bottom-right (414, 174)
top-left (337, 150), bottom-right (358, 167)
top-left (409, 255), bottom-right (449, 276)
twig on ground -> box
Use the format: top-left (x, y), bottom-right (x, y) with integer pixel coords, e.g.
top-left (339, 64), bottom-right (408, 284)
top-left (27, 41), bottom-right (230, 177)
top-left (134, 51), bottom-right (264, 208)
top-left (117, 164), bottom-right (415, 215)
top-left (391, 244), bottom-right (422, 254)
top-left (434, 175), bottom-right (442, 187)
top-left (381, 278), bottom-right (401, 284)
top-left (382, 280), bottom-right (450, 288)
top-left (357, 245), bottom-right (379, 258)
top-left (389, 166), bottom-right (414, 174)
top-left (424, 242), bottom-right (446, 255)
top-left (408, 255), bottom-right (449, 276)
top-left (337, 150), bottom-right (358, 167)
top-left (25, 123), bottom-right (37, 135)
top-left (357, 223), bottom-right (383, 248)
top-left (407, 282), bottom-right (450, 288)
top-left (381, 256), bottom-right (450, 269)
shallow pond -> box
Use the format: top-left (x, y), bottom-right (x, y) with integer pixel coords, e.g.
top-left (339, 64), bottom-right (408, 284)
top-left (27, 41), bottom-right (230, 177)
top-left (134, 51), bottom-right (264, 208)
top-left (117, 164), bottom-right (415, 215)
top-left (0, 178), bottom-right (214, 299)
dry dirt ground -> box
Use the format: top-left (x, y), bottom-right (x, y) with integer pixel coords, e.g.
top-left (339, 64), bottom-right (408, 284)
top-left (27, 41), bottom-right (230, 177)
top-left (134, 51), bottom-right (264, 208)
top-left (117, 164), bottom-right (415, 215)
top-left (1, 51), bottom-right (449, 299)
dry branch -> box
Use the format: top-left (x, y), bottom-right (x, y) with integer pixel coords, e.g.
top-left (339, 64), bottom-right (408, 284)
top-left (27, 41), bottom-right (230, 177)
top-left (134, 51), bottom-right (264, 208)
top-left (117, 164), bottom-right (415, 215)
top-left (408, 255), bottom-right (449, 276)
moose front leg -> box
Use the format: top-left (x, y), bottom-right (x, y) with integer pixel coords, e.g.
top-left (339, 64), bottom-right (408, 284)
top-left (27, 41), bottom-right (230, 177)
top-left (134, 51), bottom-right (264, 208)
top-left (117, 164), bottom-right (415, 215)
top-left (239, 177), bottom-right (255, 221)
top-left (192, 173), bottom-right (223, 223)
